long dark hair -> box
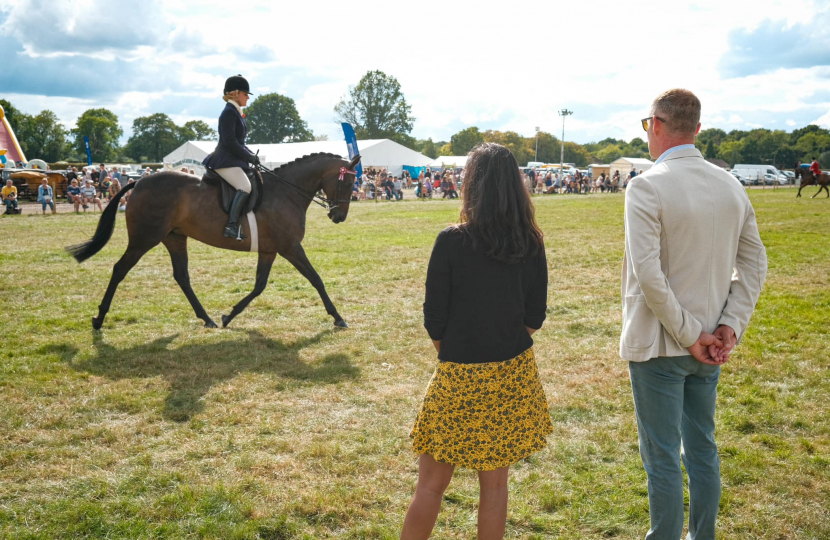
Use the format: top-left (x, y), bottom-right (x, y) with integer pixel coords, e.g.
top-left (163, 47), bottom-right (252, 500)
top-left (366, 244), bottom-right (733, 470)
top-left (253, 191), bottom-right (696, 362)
top-left (457, 143), bottom-right (544, 264)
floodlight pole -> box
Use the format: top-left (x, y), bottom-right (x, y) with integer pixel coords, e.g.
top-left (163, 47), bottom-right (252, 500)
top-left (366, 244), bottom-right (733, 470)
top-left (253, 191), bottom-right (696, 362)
top-left (559, 109), bottom-right (573, 176)
top-left (535, 126), bottom-right (540, 162)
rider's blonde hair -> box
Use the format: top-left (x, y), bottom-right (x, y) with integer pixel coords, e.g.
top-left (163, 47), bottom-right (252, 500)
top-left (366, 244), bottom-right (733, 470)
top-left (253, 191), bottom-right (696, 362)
top-left (223, 90), bottom-right (240, 103)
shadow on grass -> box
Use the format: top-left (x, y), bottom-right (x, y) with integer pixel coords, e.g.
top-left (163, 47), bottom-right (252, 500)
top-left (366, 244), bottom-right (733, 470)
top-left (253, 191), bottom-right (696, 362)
top-left (43, 329), bottom-right (358, 422)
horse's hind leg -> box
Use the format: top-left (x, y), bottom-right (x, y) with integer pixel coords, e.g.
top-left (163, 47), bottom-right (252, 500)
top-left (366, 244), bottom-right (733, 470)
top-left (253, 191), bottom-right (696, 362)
top-left (221, 252), bottom-right (277, 328)
top-left (162, 233), bottom-right (217, 328)
top-left (281, 243), bottom-right (347, 328)
top-left (93, 244), bottom-right (153, 330)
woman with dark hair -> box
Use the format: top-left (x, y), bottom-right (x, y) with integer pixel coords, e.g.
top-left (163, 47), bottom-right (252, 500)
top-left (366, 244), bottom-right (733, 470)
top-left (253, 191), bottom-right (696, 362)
top-left (401, 143), bottom-right (552, 540)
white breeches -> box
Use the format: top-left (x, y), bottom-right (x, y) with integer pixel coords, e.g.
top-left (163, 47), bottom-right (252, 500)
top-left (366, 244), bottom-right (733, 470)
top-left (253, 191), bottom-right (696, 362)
top-left (215, 167), bottom-right (251, 193)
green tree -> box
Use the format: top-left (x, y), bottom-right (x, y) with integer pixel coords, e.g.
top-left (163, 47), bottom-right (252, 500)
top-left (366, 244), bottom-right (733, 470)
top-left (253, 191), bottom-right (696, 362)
top-left (0, 99), bottom-right (28, 136)
top-left (789, 124), bottom-right (826, 145)
top-left (596, 144), bottom-right (624, 164)
top-left (481, 130), bottom-right (531, 165)
top-left (177, 120), bottom-right (217, 142)
top-left (247, 93), bottom-right (314, 144)
top-left (437, 143), bottom-right (452, 156)
top-left (419, 138), bottom-right (438, 159)
top-left (718, 140), bottom-right (744, 166)
top-left (562, 142), bottom-right (592, 167)
top-left (450, 127), bottom-right (484, 155)
top-left (531, 132), bottom-right (560, 163)
top-left (775, 145), bottom-right (799, 168)
top-left (125, 113), bottom-right (180, 162)
top-left (795, 132), bottom-right (830, 162)
top-left (703, 140), bottom-right (716, 159)
top-left (71, 109), bottom-right (122, 162)
top-left (21, 110), bottom-right (68, 162)
top-left (334, 70), bottom-right (415, 139)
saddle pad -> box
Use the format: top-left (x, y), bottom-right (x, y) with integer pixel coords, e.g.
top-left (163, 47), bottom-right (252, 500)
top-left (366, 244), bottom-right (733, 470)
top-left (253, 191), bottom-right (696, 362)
top-left (201, 168), bottom-right (263, 215)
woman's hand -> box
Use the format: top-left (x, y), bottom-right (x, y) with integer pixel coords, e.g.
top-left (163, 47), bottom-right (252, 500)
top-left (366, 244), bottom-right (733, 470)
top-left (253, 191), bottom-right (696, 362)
top-left (526, 326), bottom-right (537, 337)
top-left (432, 340), bottom-right (441, 353)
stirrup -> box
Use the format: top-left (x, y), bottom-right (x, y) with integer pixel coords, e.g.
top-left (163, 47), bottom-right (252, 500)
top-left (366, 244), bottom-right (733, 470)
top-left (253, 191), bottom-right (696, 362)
top-left (224, 223), bottom-right (247, 241)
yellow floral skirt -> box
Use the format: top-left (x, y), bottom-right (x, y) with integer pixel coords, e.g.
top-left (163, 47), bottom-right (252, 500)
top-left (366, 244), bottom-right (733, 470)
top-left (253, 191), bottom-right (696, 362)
top-left (410, 348), bottom-right (553, 471)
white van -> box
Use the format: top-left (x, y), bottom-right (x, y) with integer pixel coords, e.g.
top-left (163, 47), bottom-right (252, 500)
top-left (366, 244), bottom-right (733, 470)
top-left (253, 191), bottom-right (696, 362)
top-left (733, 164), bottom-right (787, 184)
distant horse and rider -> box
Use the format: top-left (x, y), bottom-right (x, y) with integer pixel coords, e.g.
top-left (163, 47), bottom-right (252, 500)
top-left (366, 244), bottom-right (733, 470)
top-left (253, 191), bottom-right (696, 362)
top-left (66, 153), bottom-right (361, 330)
top-left (794, 168), bottom-right (830, 198)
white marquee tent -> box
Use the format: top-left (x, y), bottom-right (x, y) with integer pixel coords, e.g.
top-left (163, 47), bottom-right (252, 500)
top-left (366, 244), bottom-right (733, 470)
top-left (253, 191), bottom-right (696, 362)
top-left (163, 139), bottom-right (433, 177)
top-left (427, 155), bottom-right (469, 169)
top-left (609, 156), bottom-right (654, 174)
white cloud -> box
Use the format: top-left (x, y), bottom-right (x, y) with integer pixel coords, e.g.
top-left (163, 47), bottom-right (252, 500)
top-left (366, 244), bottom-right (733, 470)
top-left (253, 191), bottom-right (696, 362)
top-left (1, 0), bottom-right (827, 145)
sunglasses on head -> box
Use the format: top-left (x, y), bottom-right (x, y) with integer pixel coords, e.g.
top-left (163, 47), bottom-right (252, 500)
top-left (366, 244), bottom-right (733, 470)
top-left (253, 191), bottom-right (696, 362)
top-left (641, 115), bottom-right (666, 132)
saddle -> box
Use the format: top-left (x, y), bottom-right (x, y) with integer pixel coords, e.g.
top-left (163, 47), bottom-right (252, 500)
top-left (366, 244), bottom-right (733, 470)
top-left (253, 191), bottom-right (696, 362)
top-left (201, 168), bottom-right (264, 215)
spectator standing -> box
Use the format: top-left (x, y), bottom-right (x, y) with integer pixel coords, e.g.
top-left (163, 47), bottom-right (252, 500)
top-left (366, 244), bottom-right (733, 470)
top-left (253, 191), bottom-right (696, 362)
top-left (66, 167), bottom-right (78, 184)
top-left (67, 179), bottom-right (82, 212)
top-left (624, 89), bottom-right (767, 540)
top-left (38, 178), bottom-right (56, 214)
top-left (401, 143), bottom-right (552, 540)
top-left (2, 179), bottom-right (19, 213)
top-left (111, 167), bottom-right (122, 183)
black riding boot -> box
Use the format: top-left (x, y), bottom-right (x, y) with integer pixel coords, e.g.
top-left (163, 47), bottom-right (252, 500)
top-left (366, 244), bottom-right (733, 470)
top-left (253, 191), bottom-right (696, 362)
top-left (224, 190), bottom-right (249, 240)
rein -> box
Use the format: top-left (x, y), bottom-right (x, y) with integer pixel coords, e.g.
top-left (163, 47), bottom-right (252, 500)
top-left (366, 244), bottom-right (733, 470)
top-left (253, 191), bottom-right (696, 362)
top-left (256, 164), bottom-right (357, 211)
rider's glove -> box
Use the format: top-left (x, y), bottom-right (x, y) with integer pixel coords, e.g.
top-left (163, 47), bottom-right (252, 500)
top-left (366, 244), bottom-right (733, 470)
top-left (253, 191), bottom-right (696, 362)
top-left (250, 154), bottom-right (261, 166)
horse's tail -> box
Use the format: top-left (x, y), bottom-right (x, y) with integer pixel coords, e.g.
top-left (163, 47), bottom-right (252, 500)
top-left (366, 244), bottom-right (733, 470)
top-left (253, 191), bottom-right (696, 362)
top-left (65, 182), bottom-right (137, 263)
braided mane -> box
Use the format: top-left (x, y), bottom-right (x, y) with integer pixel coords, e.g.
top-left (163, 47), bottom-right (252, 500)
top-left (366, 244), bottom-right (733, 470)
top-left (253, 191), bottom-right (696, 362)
top-left (273, 152), bottom-right (344, 172)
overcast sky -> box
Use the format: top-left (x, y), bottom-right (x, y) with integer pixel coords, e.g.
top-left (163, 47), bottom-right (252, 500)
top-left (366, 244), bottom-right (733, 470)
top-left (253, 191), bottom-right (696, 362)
top-left (1, 0), bottom-right (827, 146)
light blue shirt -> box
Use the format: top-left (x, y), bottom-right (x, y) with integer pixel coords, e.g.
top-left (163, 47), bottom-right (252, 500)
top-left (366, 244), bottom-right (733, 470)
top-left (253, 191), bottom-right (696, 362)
top-left (653, 144), bottom-right (696, 166)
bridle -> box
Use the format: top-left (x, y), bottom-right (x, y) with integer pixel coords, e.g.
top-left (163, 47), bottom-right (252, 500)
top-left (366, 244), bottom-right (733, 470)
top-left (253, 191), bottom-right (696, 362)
top-left (256, 164), bottom-right (358, 211)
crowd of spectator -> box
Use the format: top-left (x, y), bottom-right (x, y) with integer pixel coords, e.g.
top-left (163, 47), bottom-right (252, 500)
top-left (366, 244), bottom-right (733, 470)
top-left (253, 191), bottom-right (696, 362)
top-left (521, 167), bottom-right (643, 195)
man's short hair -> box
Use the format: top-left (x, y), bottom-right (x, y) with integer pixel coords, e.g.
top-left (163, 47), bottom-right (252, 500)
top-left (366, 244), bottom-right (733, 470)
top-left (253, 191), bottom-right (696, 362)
top-left (650, 88), bottom-right (701, 136)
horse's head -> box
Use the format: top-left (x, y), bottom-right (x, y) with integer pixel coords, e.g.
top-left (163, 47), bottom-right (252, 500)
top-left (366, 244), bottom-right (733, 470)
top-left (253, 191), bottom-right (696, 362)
top-left (322, 154), bottom-right (360, 224)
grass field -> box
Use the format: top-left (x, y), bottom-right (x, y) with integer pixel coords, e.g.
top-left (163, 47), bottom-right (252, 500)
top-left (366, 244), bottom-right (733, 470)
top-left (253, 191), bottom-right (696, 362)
top-left (1, 188), bottom-right (828, 539)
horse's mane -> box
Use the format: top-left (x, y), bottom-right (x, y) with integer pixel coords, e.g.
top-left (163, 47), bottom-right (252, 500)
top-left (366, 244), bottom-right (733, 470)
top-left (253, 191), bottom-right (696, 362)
top-left (273, 152), bottom-right (344, 173)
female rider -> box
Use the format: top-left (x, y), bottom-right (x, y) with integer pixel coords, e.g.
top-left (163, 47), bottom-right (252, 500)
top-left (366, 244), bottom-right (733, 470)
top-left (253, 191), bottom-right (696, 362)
top-left (202, 74), bottom-right (260, 240)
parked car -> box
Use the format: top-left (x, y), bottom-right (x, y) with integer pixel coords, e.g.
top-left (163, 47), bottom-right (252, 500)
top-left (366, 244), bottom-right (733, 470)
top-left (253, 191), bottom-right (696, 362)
top-left (730, 171), bottom-right (750, 186)
top-left (762, 173), bottom-right (787, 186)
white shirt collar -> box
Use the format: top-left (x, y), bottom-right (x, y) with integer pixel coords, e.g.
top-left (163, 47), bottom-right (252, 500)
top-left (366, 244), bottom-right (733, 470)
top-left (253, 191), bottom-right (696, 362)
top-left (227, 99), bottom-right (243, 114)
top-left (654, 144), bottom-right (696, 166)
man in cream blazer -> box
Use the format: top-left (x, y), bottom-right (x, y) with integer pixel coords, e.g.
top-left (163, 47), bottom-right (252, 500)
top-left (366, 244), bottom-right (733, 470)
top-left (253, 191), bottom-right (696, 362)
top-left (621, 89), bottom-right (767, 540)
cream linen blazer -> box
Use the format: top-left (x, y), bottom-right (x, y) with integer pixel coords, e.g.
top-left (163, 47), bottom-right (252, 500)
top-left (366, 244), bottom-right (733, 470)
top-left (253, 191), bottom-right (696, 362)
top-left (620, 147), bottom-right (767, 362)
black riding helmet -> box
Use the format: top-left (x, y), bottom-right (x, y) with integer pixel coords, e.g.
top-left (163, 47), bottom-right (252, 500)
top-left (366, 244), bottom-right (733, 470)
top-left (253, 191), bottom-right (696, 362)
top-left (224, 74), bottom-right (254, 95)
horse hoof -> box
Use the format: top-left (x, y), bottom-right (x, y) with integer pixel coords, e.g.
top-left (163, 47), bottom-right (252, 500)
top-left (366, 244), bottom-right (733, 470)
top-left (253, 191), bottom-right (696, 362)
top-left (334, 320), bottom-right (348, 328)
top-left (221, 314), bottom-right (231, 328)
top-left (205, 320), bottom-right (218, 329)
top-left (92, 317), bottom-right (103, 330)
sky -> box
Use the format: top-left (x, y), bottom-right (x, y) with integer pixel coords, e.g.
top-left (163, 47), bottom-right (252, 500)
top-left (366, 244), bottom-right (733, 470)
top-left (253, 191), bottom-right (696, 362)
top-left (1, 0), bottom-right (828, 147)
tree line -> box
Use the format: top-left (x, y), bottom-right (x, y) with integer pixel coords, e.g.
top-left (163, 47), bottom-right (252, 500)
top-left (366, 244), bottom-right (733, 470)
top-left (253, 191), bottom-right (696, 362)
top-left (5, 69), bottom-right (830, 168)
top-left (0, 93), bottom-right (314, 164)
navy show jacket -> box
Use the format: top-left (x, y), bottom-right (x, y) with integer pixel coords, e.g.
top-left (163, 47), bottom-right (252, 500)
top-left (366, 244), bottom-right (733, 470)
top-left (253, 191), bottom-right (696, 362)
top-left (202, 102), bottom-right (255, 170)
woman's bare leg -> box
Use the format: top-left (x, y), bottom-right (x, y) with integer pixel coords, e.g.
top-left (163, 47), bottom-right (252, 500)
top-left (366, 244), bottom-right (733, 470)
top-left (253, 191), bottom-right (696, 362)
top-left (478, 466), bottom-right (509, 540)
top-left (401, 454), bottom-right (455, 540)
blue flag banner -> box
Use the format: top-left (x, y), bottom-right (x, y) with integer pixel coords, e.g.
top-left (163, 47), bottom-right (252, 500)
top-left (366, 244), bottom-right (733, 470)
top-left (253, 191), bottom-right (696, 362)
top-left (341, 123), bottom-right (363, 179)
top-left (83, 136), bottom-right (92, 166)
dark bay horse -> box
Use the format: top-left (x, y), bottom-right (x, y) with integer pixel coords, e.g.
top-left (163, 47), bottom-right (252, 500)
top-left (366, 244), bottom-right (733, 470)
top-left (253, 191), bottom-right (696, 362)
top-left (66, 153), bottom-right (361, 330)
top-left (795, 168), bottom-right (830, 198)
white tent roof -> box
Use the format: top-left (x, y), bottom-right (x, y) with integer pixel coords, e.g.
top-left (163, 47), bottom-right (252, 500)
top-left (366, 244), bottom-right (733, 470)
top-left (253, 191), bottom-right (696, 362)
top-left (428, 155), bottom-right (468, 168)
top-left (610, 156), bottom-right (654, 173)
top-left (163, 139), bottom-right (432, 176)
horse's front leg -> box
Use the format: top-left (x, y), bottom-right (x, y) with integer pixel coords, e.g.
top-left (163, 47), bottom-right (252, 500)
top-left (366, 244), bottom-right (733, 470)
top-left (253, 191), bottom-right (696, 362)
top-left (281, 242), bottom-right (347, 328)
top-left (221, 252), bottom-right (277, 327)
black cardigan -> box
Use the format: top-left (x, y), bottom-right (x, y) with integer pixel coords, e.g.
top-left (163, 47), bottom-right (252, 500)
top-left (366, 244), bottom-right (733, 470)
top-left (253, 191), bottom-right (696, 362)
top-left (423, 227), bottom-right (548, 364)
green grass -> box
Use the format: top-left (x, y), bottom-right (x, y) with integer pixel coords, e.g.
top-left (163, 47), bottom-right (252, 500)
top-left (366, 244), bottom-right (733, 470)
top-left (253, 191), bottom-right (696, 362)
top-left (1, 189), bottom-right (828, 539)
